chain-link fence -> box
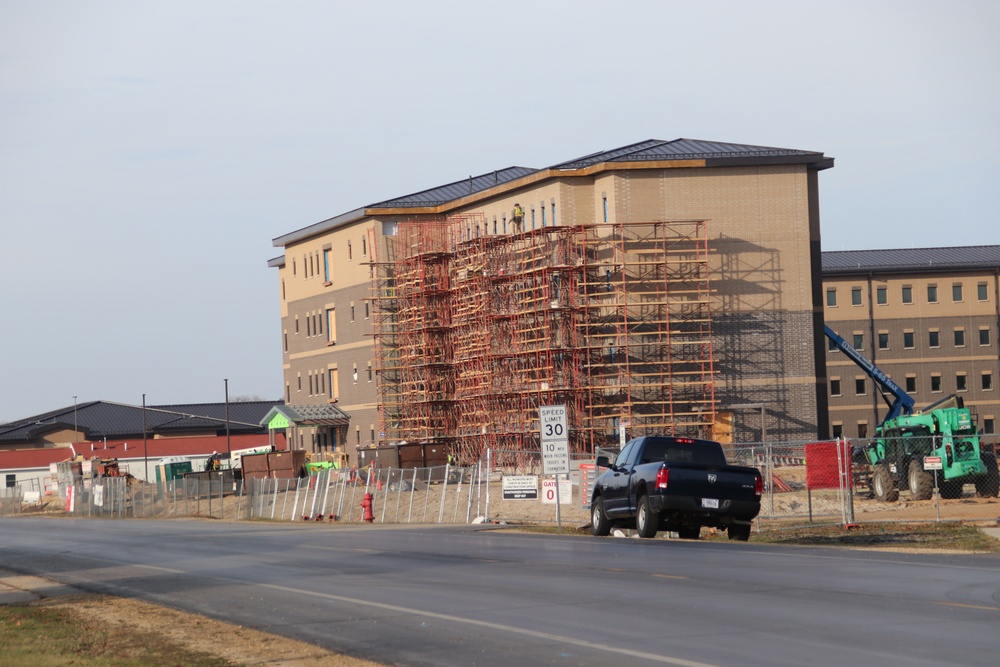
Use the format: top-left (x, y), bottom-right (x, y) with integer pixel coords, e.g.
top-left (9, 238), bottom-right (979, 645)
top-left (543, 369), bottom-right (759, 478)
top-left (20, 437), bottom-right (1000, 528)
top-left (1, 486), bottom-right (24, 517)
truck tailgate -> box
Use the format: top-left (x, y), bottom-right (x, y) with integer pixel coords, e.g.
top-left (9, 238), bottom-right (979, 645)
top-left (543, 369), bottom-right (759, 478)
top-left (660, 464), bottom-right (760, 502)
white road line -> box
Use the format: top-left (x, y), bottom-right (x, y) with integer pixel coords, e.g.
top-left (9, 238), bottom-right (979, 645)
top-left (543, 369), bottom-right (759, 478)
top-left (258, 580), bottom-right (719, 667)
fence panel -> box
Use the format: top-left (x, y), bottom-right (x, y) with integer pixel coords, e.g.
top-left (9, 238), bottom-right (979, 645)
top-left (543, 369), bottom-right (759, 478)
top-left (43, 436), bottom-right (1000, 529)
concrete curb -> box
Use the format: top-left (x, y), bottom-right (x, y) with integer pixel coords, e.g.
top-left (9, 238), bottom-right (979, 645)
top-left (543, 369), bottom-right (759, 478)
top-left (980, 526), bottom-right (1000, 541)
top-left (0, 570), bottom-right (83, 606)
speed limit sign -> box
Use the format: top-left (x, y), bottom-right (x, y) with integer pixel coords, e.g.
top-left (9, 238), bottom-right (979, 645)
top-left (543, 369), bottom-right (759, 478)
top-left (539, 405), bottom-right (569, 475)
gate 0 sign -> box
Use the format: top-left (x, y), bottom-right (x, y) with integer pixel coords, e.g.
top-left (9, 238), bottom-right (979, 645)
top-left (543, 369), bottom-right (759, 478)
top-left (539, 405), bottom-right (569, 476)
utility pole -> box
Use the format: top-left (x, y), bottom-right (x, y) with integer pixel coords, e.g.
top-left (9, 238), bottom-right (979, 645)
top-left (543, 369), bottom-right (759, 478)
top-left (142, 394), bottom-right (148, 483)
top-left (224, 379), bottom-right (231, 457)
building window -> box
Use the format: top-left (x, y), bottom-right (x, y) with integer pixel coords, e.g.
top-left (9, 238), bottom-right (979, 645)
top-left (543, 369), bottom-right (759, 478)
top-left (501, 215), bottom-right (506, 235)
top-left (364, 302), bottom-right (370, 319)
top-left (984, 372), bottom-right (994, 391)
top-left (832, 423), bottom-right (844, 439)
top-left (367, 362), bottom-right (373, 382)
top-left (956, 373), bottom-right (967, 392)
top-left (323, 249), bottom-right (331, 282)
top-left (851, 287), bottom-right (862, 306)
top-left (876, 286), bottom-right (887, 305)
top-left (903, 331), bottom-right (915, 349)
top-left (283, 332), bottom-right (288, 352)
top-left (952, 283), bottom-right (963, 302)
top-left (5, 473), bottom-right (15, 489)
top-left (902, 285), bottom-right (912, 304)
top-left (541, 205), bottom-right (546, 227)
top-left (551, 202), bottom-right (556, 226)
top-left (954, 328), bottom-right (965, 347)
top-left (830, 378), bottom-right (842, 396)
top-left (826, 288), bottom-right (837, 307)
top-left (855, 378), bottom-right (866, 395)
top-left (853, 333), bottom-right (864, 350)
top-left (295, 316), bottom-right (299, 334)
top-left (981, 328), bottom-right (991, 346)
top-left (602, 196), bottom-right (608, 222)
top-left (531, 208), bottom-right (537, 230)
top-left (905, 376), bottom-right (917, 393)
top-left (362, 236), bottom-right (367, 256)
top-left (857, 422), bottom-right (868, 439)
top-left (984, 418), bottom-right (995, 434)
top-left (352, 364), bottom-right (358, 384)
top-left (493, 218), bottom-right (498, 235)
top-left (351, 304), bottom-right (355, 322)
top-left (326, 307), bottom-right (336, 344)
top-left (827, 337), bottom-right (838, 352)
top-left (931, 374), bottom-right (942, 393)
top-left (929, 330), bottom-right (940, 348)
top-left (927, 284), bottom-right (938, 303)
top-left (297, 374), bottom-right (302, 392)
top-left (348, 241), bottom-right (353, 260)
top-left (978, 282), bottom-right (989, 301)
top-left (329, 368), bottom-right (339, 400)
top-left (878, 332), bottom-right (889, 350)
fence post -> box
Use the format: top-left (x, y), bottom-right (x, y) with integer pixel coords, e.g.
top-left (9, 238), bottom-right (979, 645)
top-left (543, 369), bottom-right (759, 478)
top-left (380, 468), bottom-right (391, 523)
top-left (438, 464), bottom-right (451, 524)
top-left (407, 468), bottom-right (417, 523)
top-left (485, 449), bottom-right (492, 521)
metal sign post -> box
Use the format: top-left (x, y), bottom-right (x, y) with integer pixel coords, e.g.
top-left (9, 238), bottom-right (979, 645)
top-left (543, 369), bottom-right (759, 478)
top-left (924, 455), bottom-right (943, 522)
top-left (539, 405), bottom-right (569, 530)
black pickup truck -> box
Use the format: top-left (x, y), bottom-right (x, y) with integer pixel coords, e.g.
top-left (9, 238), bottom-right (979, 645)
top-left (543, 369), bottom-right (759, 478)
top-left (590, 436), bottom-right (762, 540)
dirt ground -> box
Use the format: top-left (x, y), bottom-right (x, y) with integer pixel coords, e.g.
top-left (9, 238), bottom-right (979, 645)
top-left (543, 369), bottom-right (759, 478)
top-left (36, 594), bottom-right (384, 667)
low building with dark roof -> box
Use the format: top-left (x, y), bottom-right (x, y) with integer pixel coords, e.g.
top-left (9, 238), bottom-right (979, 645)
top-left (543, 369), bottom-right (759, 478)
top-left (822, 245), bottom-right (1000, 441)
top-left (0, 401), bottom-right (288, 490)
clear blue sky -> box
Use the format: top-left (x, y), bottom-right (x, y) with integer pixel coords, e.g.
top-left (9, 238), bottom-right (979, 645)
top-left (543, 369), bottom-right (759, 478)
top-left (2, 0), bottom-right (997, 422)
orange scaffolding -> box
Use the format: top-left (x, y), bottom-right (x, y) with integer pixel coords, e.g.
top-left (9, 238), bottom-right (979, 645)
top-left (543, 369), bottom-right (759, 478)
top-left (370, 218), bottom-right (715, 464)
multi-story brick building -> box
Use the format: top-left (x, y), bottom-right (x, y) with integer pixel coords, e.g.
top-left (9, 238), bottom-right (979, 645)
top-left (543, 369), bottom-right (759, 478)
top-left (822, 246), bottom-right (1000, 440)
top-left (269, 139), bottom-right (834, 463)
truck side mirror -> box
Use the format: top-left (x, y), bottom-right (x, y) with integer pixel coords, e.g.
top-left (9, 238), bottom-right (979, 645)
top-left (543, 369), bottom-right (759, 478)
top-left (596, 455), bottom-right (610, 469)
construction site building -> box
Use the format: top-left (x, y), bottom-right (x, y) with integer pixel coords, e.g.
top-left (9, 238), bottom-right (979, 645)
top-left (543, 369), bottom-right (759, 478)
top-left (269, 139), bottom-right (834, 465)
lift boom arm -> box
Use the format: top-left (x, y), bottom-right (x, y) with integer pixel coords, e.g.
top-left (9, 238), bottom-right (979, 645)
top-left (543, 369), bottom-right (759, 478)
top-left (824, 325), bottom-right (916, 425)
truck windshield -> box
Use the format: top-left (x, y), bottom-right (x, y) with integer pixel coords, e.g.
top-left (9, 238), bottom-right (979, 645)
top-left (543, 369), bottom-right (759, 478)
top-left (640, 440), bottom-right (726, 466)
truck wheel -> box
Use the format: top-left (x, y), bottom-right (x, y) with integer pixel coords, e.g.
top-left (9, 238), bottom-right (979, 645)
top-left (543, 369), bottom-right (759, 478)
top-left (939, 481), bottom-right (964, 499)
top-left (636, 494), bottom-right (658, 538)
top-left (907, 459), bottom-right (934, 500)
top-left (872, 464), bottom-right (899, 502)
top-left (728, 523), bottom-right (751, 541)
top-left (974, 453), bottom-right (1000, 498)
top-left (677, 526), bottom-right (700, 540)
top-left (591, 496), bottom-right (612, 536)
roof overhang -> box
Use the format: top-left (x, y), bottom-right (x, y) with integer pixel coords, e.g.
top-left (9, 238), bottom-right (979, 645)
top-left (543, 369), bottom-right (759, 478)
top-left (260, 404), bottom-right (351, 428)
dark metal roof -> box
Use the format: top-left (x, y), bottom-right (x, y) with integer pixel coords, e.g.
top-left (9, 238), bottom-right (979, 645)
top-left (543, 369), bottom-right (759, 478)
top-left (0, 400), bottom-right (283, 444)
top-left (551, 138), bottom-right (829, 170)
top-left (368, 167), bottom-right (539, 209)
top-left (822, 246), bottom-right (1000, 275)
top-left (271, 138), bottom-right (831, 251)
top-left (262, 403), bottom-right (351, 427)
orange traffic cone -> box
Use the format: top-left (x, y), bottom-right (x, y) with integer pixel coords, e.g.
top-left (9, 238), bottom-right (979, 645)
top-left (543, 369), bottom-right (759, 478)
top-left (377, 477), bottom-right (383, 491)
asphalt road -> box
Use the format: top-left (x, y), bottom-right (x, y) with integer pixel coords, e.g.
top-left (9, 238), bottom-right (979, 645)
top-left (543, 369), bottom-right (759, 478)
top-left (1, 518), bottom-right (999, 667)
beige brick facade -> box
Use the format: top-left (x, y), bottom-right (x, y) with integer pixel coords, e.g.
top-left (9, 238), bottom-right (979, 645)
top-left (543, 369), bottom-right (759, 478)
top-left (823, 265), bottom-right (1000, 440)
top-left (271, 140), bottom-right (833, 462)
